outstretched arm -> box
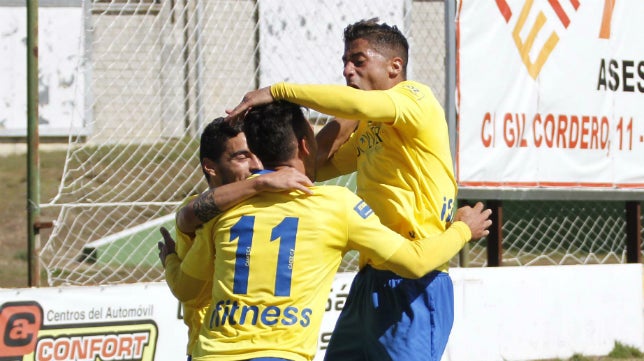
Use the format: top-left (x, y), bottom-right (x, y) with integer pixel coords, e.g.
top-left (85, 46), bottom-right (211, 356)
top-left (268, 83), bottom-right (396, 122)
top-left (226, 83), bottom-right (396, 123)
top-left (349, 198), bottom-right (492, 279)
top-left (176, 168), bottom-right (313, 236)
top-left (385, 202), bottom-right (492, 277)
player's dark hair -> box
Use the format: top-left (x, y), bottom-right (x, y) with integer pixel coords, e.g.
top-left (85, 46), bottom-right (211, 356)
top-left (242, 101), bottom-right (308, 167)
top-left (344, 17), bottom-right (409, 73)
top-left (199, 117), bottom-right (243, 181)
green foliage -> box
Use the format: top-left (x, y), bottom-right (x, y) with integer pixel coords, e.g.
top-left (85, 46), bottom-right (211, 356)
top-left (568, 353), bottom-right (592, 361)
top-left (608, 341), bottom-right (644, 358)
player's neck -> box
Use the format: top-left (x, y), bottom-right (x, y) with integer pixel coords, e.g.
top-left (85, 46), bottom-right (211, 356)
top-left (271, 163), bottom-right (305, 176)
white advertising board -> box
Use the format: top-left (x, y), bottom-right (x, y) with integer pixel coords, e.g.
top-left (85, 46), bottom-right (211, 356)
top-left (457, 1), bottom-right (644, 189)
top-left (0, 5), bottom-right (87, 137)
top-left (0, 283), bottom-right (184, 361)
top-left (0, 274), bottom-right (355, 361)
top-left (1, 267), bottom-right (642, 361)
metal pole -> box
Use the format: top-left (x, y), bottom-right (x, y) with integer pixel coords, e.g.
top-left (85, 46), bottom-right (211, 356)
top-left (486, 200), bottom-right (503, 267)
top-left (445, 0), bottom-right (457, 147)
top-left (445, 0), bottom-right (468, 267)
top-left (625, 201), bottom-right (642, 263)
top-left (194, 0), bottom-right (204, 133)
top-left (182, 0), bottom-right (192, 132)
top-left (27, 0), bottom-right (41, 286)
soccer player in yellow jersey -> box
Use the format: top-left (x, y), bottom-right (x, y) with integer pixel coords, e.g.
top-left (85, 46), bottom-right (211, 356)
top-left (160, 118), bottom-right (264, 360)
top-left (162, 101), bottom-right (491, 361)
top-left (226, 18), bottom-right (468, 361)
top-left (159, 118), bottom-right (313, 360)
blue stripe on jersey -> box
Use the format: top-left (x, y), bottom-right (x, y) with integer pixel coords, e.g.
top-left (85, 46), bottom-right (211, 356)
top-left (353, 200), bottom-right (374, 219)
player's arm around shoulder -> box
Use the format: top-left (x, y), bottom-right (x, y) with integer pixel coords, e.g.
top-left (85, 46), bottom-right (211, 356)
top-left (176, 170), bottom-right (313, 235)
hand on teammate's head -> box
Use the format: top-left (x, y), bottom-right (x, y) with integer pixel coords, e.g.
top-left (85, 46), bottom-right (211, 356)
top-left (225, 86), bottom-right (275, 122)
top-left (224, 109), bottom-right (247, 126)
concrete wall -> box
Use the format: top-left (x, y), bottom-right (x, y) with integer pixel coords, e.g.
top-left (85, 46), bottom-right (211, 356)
top-left (445, 264), bottom-right (644, 361)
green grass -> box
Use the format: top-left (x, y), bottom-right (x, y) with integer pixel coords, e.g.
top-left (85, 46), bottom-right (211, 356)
top-left (81, 215), bottom-right (175, 267)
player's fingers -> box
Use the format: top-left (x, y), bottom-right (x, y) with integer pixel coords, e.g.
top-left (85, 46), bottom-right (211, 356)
top-left (225, 109), bottom-right (248, 125)
top-left (297, 177), bottom-right (314, 187)
top-left (224, 109), bottom-right (239, 121)
top-left (224, 107), bottom-right (242, 119)
top-left (473, 201), bottom-right (485, 211)
top-left (294, 184), bottom-right (314, 195)
top-left (159, 227), bottom-right (172, 243)
top-left (226, 97), bottom-right (252, 119)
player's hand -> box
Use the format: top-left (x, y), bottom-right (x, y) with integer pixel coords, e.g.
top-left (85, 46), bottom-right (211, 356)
top-left (157, 226), bottom-right (177, 268)
top-left (225, 86), bottom-right (275, 123)
top-left (454, 202), bottom-right (492, 241)
top-left (255, 167), bottom-right (314, 195)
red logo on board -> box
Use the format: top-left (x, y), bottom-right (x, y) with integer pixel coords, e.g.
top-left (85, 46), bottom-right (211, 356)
top-left (0, 302), bottom-right (43, 358)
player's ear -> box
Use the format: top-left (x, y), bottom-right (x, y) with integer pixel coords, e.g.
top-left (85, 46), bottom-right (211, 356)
top-left (389, 56), bottom-right (403, 78)
top-left (202, 158), bottom-right (218, 179)
top-left (298, 137), bottom-right (312, 157)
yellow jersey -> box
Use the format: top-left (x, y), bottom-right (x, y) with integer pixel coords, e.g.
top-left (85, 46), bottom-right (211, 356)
top-left (165, 195), bottom-right (213, 356)
top-left (180, 184), bottom-right (470, 361)
top-left (272, 81), bottom-right (457, 271)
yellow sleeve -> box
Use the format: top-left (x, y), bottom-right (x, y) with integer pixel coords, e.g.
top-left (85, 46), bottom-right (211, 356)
top-left (164, 253), bottom-right (207, 302)
top-left (174, 228), bottom-right (194, 259)
top-left (343, 189), bottom-right (471, 278)
top-left (271, 82), bottom-right (396, 122)
top-left (180, 224), bottom-right (216, 280)
top-left (383, 222), bottom-right (471, 278)
top-left (344, 195), bottom-right (406, 264)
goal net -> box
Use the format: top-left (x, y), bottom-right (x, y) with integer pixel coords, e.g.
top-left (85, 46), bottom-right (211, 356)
top-left (40, 0), bottom-right (449, 286)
